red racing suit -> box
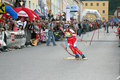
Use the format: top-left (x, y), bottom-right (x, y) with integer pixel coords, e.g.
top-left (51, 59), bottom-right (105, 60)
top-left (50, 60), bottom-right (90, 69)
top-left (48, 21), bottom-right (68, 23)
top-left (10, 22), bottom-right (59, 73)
top-left (64, 29), bottom-right (82, 55)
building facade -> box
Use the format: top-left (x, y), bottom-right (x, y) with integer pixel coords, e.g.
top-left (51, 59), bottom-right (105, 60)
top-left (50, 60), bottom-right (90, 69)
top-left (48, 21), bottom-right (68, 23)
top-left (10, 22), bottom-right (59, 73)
top-left (0, 0), bottom-right (4, 3)
top-left (25, 0), bottom-right (39, 10)
top-left (34, 0), bottom-right (81, 20)
top-left (82, 1), bottom-right (109, 21)
top-left (0, 0), bottom-right (16, 7)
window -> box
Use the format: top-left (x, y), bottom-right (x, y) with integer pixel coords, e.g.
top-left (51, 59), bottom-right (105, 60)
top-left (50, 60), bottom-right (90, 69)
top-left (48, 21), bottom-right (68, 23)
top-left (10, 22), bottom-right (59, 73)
top-left (103, 10), bottom-right (105, 14)
top-left (85, 3), bottom-right (88, 6)
top-left (29, 1), bottom-right (31, 8)
top-left (103, 17), bottom-right (105, 20)
top-left (103, 3), bottom-right (105, 6)
top-left (97, 3), bottom-right (99, 6)
top-left (25, 0), bottom-right (28, 7)
top-left (91, 3), bottom-right (93, 6)
top-left (33, 3), bottom-right (34, 10)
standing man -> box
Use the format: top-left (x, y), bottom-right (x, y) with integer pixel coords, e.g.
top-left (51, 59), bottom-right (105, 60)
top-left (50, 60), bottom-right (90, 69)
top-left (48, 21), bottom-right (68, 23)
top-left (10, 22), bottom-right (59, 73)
top-left (78, 22), bottom-right (82, 36)
top-left (46, 20), bottom-right (56, 46)
top-left (64, 26), bottom-right (87, 60)
top-left (106, 22), bottom-right (109, 33)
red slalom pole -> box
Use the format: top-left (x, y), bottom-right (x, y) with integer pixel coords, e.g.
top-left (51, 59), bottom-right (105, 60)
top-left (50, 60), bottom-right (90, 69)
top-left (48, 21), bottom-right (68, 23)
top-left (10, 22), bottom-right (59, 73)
top-left (90, 25), bottom-right (97, 45)
top-left (60, 43), bottom-right (75, 57)
top-left (79, 38), bottom-right (87, 43)
top-left (98, 27), bottom-right (100, 39)
top-left (90, 29), bottom-right (96, 45)
top-left (114, 31), bottom-right (120, 36)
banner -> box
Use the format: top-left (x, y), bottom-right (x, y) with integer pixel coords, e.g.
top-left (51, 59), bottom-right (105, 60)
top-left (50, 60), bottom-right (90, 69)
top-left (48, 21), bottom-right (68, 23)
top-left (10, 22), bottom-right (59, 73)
top-left (5, 30), bottom-right (26, 48)
top-left (66, 5), bottom-right (78, 12)
top-left (66, 9), bottom-right (70, 21)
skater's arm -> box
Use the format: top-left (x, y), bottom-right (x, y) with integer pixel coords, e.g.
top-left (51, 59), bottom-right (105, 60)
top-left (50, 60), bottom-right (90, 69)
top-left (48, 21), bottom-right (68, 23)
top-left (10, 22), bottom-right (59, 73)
top-left (65, 37), bottom-right (67, 49)
top-left (69, 29), bottom-right (76, 37)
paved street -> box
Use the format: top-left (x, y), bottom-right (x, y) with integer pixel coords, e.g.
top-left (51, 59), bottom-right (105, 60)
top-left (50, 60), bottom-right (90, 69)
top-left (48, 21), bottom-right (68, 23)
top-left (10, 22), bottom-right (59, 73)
top-left (0, 28), bottom-right (119, 80)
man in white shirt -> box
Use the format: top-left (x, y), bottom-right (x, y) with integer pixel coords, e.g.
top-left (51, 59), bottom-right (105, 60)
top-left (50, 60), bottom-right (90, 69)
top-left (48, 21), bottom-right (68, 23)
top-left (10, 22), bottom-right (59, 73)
top-left (16, 17), bottom-right (25, 30)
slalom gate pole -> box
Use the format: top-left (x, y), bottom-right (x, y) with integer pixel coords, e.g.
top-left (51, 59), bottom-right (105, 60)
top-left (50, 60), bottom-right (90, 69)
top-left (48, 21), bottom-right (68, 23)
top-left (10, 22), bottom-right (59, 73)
top-left (90, 24), bottom-right (97, 45)
top-left (79, 38), bottom-right (87, 43)
top-left (98, 27), bottom-right (100, 39)
top-left (60, 43), bottom-right (75, 57)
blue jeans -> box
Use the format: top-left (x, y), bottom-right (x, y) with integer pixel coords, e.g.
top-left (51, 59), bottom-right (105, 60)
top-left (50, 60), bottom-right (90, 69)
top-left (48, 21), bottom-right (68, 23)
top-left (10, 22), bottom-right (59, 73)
top-left (106, 26), bottom-right (109, 33)
top-left (47, 30), bottom-right (56, 45)
top-left (78, 29), bottom-right (82, 36)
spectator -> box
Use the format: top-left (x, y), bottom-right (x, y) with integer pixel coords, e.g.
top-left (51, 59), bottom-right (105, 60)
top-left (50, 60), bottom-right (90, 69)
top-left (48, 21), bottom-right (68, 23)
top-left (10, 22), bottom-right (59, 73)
top-left (106, 22), bottom-right (109, 33)
top-left (19, 25), bottom-right (23, 30)
top-left (0, 19), bottom-right (9, 52)
top-left (8, 18), bottom-right (16, 31)
top-left (46, 20), bottom-right (56, 46)
top-left (16, 17), bottom-right (24, 30)
top-left (89, 22), bottom-right (93, 31)
top-left (82, 22), bottom-right (87, 34)
top-left (48, 10), bottom-right (53, 21)
top-left (25, 21), bottom-right (33, 47)
top-left (78, 22), bottom-right (82, 36)
top-left (73, 22), bottom-right (78, 34)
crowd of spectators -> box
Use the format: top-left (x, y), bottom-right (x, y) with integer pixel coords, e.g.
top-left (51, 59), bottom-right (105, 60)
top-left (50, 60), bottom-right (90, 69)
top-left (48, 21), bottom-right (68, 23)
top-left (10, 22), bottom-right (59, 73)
top-left (0, 16), bottom-right (120, 52)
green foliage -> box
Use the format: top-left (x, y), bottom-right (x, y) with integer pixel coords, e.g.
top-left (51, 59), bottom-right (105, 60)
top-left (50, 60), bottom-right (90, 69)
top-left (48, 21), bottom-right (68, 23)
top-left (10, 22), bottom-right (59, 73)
top-left (109, 0), bottom-right (120, 15)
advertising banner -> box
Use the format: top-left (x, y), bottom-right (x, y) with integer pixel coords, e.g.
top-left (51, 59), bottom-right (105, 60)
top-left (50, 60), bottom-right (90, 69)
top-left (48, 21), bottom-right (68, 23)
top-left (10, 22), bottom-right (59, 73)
top-left (5, 30), bottom-right (26, 48)
top-left (66, 5), bottom-right (78, 12)
top-left (66, 9), bottom-right (70, 21)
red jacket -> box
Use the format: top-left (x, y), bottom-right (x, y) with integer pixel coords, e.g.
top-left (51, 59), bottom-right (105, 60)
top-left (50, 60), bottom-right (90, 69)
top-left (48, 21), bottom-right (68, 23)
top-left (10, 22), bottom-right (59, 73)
top-left (64, 29), bottom-right (76, 40)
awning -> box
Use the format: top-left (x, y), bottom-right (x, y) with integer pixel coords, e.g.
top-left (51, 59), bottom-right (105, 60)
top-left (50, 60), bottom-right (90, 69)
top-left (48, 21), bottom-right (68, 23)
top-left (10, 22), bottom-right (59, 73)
top-left (34, 9), bottom-right (45, 19)
top-left (34, 9), bottom-right (44, 16)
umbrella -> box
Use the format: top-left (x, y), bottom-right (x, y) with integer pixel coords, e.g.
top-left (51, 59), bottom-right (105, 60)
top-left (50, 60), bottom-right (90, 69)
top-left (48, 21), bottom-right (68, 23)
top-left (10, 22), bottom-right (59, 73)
top-left (113, 18), bottom-right (119, 22)
top-left (13, 7), bottom-right (40, 20)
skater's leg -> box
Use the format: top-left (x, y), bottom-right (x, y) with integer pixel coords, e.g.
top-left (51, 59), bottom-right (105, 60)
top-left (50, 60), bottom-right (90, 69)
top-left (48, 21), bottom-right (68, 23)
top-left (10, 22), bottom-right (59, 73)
top-left (47, 31), bottom-right (51, 46)
top-left (72, 38), bottom-right (87, 60)
top-left (68, 41), bottom-right (79, 60)
top-left (69, 45), bottom-right (77, 55)
top-left (74, 47), bottom-right (87, 60)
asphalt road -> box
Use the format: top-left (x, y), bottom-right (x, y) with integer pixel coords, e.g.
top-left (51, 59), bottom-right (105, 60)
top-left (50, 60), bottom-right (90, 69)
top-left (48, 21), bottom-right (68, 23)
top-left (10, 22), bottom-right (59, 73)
top-left (0, 27), bottom-right (119, 80)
